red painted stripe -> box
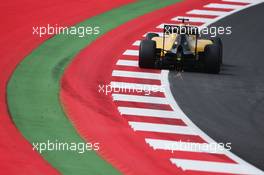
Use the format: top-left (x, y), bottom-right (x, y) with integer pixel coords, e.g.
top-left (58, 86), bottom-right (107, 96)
top-left (217, 1), bottom-right (250, 6)
top-left (155, 150), bottom-right (236, 163)
top-left (200, 7), bottom-right (233, 12)
top-left (141, 132), bottom-right (206, 143)
top-left (113, 66), bottom-right (161, 73)
top-left (111, 76), bottom-right (161, 85)
top-left (118, 55), bottom-right (138, 60)
top-left (111, 89), bottom-right (166, 97)
top-left (163, 20), bottom-right (205, 26)
top-left (128, 45), bottom-right (139, 50)
top-left (186, 171), bottom-right (237, 175)
top-left (180, 13), bottom-right (221, 19)
top-left (115, 101), bottom-right (172, 110)
top-left (123, 115), bottom-right (186, 126)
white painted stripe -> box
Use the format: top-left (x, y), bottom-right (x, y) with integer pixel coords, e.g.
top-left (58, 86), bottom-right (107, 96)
top-left (112, 70), bottom-right (161, 80)
top-left (132, 40), bottom-right (140, 46)
top-left (116, 60), bottom-right (138, 67)
top-left (171, 16), bottom-right (212, 23)
top-left (112, 94), bottom-right (168, 104)
top-left (204, 3), bottom-right (244, 9)
top-left (170, 159), bottom-right (263, 174)
top-left (123, 49), bottom-right (138, 56)
top-left (118, 107), bottom-right (183, 119)
top-left (129, 122), bottom-right (195, 135)
top-left (145, 138), bottom-right (226, 154)
top-left (143, 32), bottom-right (163, 37)
top-left (222, 0), bottom-right (259, 3)
top-left (187, 9), bottom-right (227, 16)
top-left (110, 81), bottom-right (164, 93)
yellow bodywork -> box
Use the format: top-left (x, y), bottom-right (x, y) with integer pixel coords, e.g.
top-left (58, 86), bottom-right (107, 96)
top-left (152, 34), bottom-right (177, 51)
top-left (152, 34), bottom-right (213, 53)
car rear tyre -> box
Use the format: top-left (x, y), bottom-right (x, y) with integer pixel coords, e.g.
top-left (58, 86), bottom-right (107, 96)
top-left (211, 37), bottom-right (223, 64)
top-left (139, 40), bottom-right (156, 68)
top-left (146, 33), bottom-right (159, 40)
top-left (204, 44), bottom-right (221, 74)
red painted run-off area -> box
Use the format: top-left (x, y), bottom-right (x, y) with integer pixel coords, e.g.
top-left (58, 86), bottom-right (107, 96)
top-left (61, 0), bottom-right (244, 174)
top-left (0, 0), bottom-right (133, 174)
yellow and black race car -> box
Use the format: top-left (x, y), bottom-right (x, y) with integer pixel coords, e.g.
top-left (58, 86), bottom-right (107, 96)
top-left (139, 19), bottom-right (223, 74)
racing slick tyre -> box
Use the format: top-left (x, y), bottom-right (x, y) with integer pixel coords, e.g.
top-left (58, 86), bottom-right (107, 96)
top-left (139, 40), bottom-right (157, 68)
top-left (146, 33), bottom-right (159, 40)
top-left (204, 44), bottom-right (221, 74)
top-left (211, 37), bottom-right (223, 64)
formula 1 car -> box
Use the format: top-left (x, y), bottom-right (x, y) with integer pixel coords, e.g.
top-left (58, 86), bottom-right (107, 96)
top-left (138, 18), bottom-right (223, 74)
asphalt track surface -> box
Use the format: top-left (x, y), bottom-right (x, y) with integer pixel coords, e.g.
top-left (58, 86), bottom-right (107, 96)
top-left (169, 3), bottom-right (264, 170)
